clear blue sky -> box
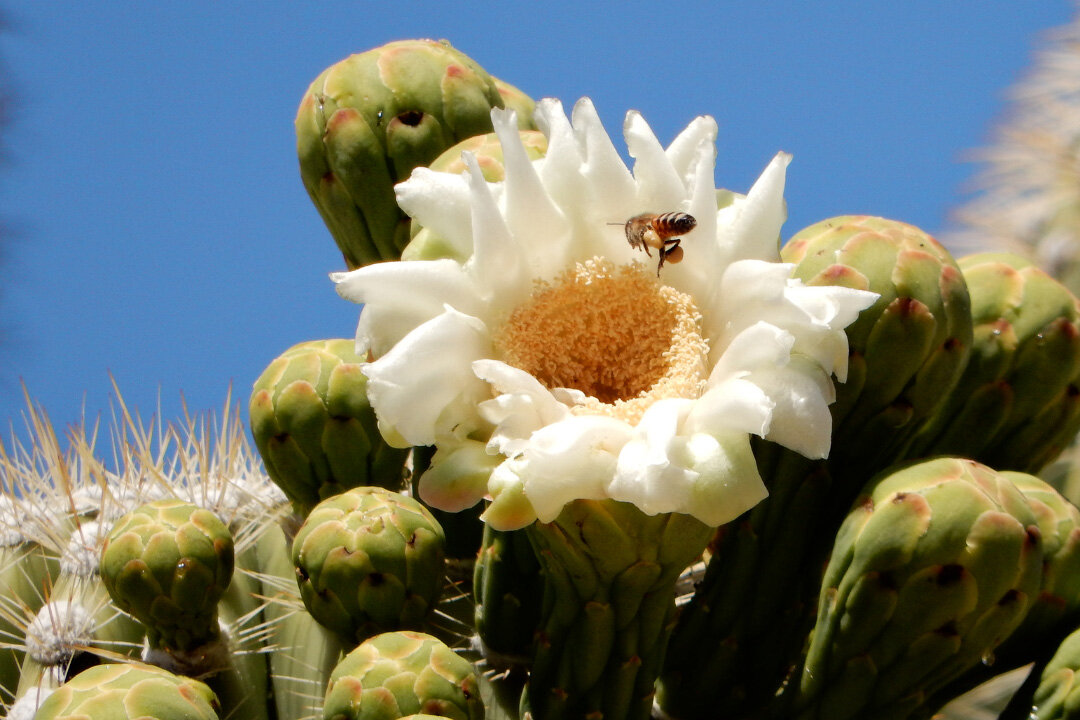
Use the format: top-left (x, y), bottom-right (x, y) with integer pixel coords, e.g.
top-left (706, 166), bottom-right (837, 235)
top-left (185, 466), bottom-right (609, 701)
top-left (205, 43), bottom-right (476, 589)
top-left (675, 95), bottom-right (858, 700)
top-left (0, 2), bottom-right (1074, 451)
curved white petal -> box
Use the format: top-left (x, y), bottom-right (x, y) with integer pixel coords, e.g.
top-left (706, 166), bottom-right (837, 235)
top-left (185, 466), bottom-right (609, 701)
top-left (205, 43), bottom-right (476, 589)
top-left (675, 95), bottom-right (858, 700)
top-left (473, 359), bottom-right (573, 457)
top-left (534, 98), bottom-right (589, 225)
top-left (708, 321), bottom-right (795, 384)
top-left (703, 258), bottom-right (797, 350)
top-left (686, 378), bottom-right (774, 438)
top-left (754, 357), bottom-right (837, 459)
top-left (781, 283), bottom-right (878, 380)
top-left (513, 414), bottom-right (633, 523)
top-left (394, 168), bottom-right (475, 257)
top-left (491, 108), bottom-right (573, 279)
top-left (333, 259), bottom-right (481, 356)
top-left (362, 306), bottom-right (492, 447)
top-left (718, 152), bottom-right (791, 264)
top-left (684, 431), bottom-right (768, 526)
top-left (572, 98), bottom-right (638, 256)
top-left (665, 116), bottom-right (718, 179)
top-left (463, 152), bottom-right (531, 308)
top-left (611, 400), bottom-right (768, 525)
top-left (667, 131), bottom-right (722, 297)
top-left (625, 111), bottom-right (686, 212)
top-left (610, 399), bottom-right (696, 514)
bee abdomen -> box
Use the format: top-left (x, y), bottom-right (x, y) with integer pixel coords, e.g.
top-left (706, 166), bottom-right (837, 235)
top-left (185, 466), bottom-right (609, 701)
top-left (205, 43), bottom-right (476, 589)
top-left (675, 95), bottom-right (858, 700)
top-left (655, 212), bottom-right (697, 235)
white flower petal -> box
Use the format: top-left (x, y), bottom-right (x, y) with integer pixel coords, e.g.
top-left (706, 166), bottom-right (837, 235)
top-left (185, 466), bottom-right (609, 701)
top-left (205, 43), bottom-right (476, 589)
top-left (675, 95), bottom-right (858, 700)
top-left (534, 98), bottom-right (589, 223)
top-left (491, 108), bottom-right (572, 279)
top-left (572, 99), bottom-right (638, 241)
top-left (512, 414), bottom-right (633, 523)
top-left (362, 306), bottom-right (492, 446)
top-left (721, 151), bottom-right (791, 263)
top-left (665, 116), bottom-right (719, 179)
top-left (781, 282), bottom-right (878, 381)
top-left (463, 152), bottom-right (531, 307)
top-left (473, 359), bottom-right (572, 456)
top-left (708, 321), bottom-right (795, 383)
top-left (333, 259), bottom-right (481, 356)
top-left (626, 111), bottom-right (686, 211)
top-left (684, 432), bottom-right (768, 526)
top-left (668, 131), bottom-right (721, 296)
top-left (394, 168), bottom-right (475, 257)
top-left (611, 400), bottom-right (696, 514)
top-left (754, 357), bottom-right (837, 459)
top-left (686, 378), bottom-right (774, 438)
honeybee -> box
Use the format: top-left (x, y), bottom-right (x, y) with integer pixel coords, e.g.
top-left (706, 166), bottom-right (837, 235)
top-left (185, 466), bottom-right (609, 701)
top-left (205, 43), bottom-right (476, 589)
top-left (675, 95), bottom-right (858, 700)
top-left (623, 212), bottom-right (697, 275)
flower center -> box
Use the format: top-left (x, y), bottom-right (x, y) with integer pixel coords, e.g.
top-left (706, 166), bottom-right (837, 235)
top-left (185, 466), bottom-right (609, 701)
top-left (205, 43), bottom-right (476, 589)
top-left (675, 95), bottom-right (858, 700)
top-left (495, 258), bottom-right (709, 423)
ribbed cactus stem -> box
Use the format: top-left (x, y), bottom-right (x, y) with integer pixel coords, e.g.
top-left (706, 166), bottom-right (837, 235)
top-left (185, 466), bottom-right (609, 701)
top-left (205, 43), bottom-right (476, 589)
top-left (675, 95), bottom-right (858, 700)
top-left (657, 443), bottom-right (829, 718)
top-left (521, 499), bottom-right (712, 720)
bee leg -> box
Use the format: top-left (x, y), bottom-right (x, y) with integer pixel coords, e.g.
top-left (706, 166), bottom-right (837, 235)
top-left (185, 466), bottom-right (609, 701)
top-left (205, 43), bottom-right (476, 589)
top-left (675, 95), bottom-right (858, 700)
top-left (657, 239), bottom-right (681, 275)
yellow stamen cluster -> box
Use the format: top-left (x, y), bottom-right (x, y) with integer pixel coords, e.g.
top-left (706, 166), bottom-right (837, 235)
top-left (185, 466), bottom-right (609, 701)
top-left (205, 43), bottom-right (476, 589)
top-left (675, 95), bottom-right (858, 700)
top-left (495, 258), bottom-right (709, 424)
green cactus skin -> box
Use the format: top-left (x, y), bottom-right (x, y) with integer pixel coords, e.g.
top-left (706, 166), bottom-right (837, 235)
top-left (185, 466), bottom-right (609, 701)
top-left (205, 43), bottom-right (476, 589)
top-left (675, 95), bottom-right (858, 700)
top-left (292, 487), bottom-right (447, 645)
top-left (1032, 626), bottom-right (1080, 719)
top-left (521, 499), bottom-right (713, 720)
top-left (98, 499), bottom-right (234, 655)
top-left (661, 215), bottom-right (974, 719)
top-left (402, 130), bottom-right (549, 264)
top-left (788, 457), bottom-right (1044, 720)
top-left (31, 662), bottom-right (220, 720)
top-left (909, 253), bottom-right (1080, 472)
top-left (296, 39), bottom-right (536, 269)
top-left (472, 524), bottom-right (543, 668)
top-left (250, 338), bottom-right (410, 517)
top-left (322, 630), bottom-right (483, 720)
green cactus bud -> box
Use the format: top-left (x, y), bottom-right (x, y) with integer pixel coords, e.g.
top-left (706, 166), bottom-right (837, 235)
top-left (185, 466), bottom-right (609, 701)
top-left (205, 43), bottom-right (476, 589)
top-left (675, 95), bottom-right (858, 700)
top-left (403, 130), bottom-right (549, 263)
top-left (250, 338), bottom-right (409, 516)
top-left (789, 457), bottom-right (1044, 720)
top-left (31, 662), bottom-right (220, 720)
top-left (296, 39), bottom-right (536, 268)
top-left (1003, 472), bottom-right (1080, 648)
top-left (99, 499), bottom-right (234, 655)
top-left (322, 630), bottom-right (483, 720)
top-left (1033, 626), bottom-right (1080, 719)
top-left (781, 215), bottom-right (973, 475)
top-left (292, 487), bottom-right (446, 645)
top-left (910, 253), bottom-right (1080, 472)
top-left (930, 472), bottom-right (1080, 713)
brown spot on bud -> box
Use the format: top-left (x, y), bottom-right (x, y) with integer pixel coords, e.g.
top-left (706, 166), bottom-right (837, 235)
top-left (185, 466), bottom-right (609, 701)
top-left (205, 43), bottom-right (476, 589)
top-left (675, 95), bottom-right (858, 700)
top-left (876, 571), bottom-right (898, 591)
top-left (936, 564), bottom-right (965, 586)
top-left (999, 589), bottom-right (1022, 607)
top-left (397, 110), bottom-right (424, 127)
